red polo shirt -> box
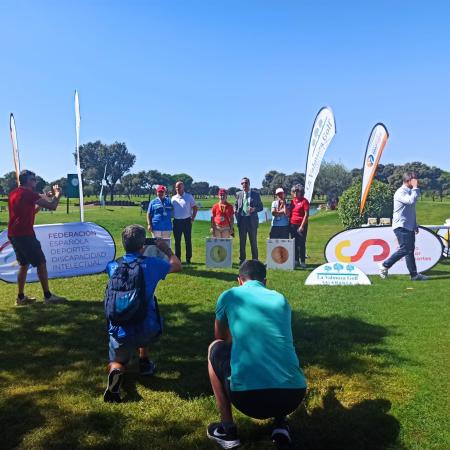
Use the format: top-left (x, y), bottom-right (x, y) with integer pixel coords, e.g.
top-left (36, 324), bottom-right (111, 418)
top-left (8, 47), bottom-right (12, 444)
top-left (8, 187), bottom-right (41, 237)
top-left (211, 202), bottom-right (234, 227)
top-left (290, 197), bottom-right (310, 225)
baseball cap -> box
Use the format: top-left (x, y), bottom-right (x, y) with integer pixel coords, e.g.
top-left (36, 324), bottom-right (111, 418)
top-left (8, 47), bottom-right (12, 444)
top-left (156, 185), bottom-right (166, 192)
top-left (218, 188), bottom-right (227, 195)
top-left (275, 188), bottom-right (284, 194)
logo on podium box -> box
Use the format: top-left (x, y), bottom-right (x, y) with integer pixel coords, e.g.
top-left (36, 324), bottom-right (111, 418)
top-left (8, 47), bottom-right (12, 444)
top-left (266, 239), bottom-right (295, 270)
top-left (206, 238), bottom-right (233, 268)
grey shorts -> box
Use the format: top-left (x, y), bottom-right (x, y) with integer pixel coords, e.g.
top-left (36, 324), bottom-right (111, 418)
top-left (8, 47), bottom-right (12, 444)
top-left (108, 331), bottom-right (160, 364)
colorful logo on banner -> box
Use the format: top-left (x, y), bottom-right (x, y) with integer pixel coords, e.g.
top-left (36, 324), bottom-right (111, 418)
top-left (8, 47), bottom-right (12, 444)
top-left (0, 222), bottom-right (116, 283)
top-left (325, 226), bottom-right (443, 275)
top-left (335, 239), bottom-right (390, 262)
top-left (366, 154), bottom-right (375, 167)
top-left (305, 262), bottom-right (371, 285)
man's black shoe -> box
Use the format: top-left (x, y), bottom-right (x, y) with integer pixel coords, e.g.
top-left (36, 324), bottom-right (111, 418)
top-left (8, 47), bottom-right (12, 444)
top-left (207, 422), bottom-right (241, 449)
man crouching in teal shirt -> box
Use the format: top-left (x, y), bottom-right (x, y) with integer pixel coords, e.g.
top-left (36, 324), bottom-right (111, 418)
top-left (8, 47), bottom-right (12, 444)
top-left (207, 260), bottom-right (307, 448)
top-left (104, 225), bottom-right (181, 402)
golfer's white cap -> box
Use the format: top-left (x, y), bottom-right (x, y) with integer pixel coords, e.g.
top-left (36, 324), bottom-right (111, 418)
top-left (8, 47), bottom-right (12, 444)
top-left (275, 188), bottom-right (284, 194)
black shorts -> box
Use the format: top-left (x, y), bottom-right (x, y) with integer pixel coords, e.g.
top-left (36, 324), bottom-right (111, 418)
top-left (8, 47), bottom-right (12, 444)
top-left (209, 340), bottom-right (306, 420)
top-left (9, 236), bottom-right (46, 267)
top-left (269, 226), bottom-right (290, 239)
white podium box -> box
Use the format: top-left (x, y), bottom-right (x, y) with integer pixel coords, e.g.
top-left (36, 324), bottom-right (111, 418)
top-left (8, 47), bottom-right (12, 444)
top-left (266, 239), bottom-right (295, 270)
top-left (206, 238), bottom-right (233, 268)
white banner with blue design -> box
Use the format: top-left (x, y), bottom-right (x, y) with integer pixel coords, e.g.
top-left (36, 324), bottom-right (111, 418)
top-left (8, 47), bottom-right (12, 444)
top-left (0, 222), bottom-right (116, 283)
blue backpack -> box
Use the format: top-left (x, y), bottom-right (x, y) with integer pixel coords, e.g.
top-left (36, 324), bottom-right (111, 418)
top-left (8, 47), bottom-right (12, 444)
top-left (104, 256), bottom-right (147, 326)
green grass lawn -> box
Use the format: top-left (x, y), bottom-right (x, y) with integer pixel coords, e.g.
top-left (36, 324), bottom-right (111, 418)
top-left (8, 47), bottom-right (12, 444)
top-left (0, 201), bottom-right (449, 449)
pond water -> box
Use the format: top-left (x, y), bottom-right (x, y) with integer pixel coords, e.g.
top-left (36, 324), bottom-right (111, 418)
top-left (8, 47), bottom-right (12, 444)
top-left (195, 207), bottom-right (318, 223)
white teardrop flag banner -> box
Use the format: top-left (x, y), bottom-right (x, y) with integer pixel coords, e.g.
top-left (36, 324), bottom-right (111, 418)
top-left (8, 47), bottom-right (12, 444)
top-left (9, 114), bottom-right (20, 186)
top-left (359, 123), bottom-right (389, 214)
top-left (75, 90), bottom-right (85, 221)
top-left (304, 107), bottom-right (336, 202)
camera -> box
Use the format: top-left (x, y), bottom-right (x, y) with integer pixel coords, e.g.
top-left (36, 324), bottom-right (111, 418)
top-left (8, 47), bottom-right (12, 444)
top-left (145, 237), bottom-right (157, 246)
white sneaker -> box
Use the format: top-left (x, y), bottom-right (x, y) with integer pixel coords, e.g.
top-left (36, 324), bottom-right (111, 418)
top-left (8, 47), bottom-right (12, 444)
top-left (411, 273), bottom-right (429, 281)
top-left (378, 263), bottom-right (389, 279)
top-left (15, 295), bottom-right (36, 306)
top-left (44, 294), bottom-right (67, 304)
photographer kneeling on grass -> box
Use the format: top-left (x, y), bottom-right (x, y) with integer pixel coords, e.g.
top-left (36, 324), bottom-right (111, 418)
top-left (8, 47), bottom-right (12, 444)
top-left (103, 224), bottom-right (181, 403)
top-left (207, 260), bottom-right (307, 448)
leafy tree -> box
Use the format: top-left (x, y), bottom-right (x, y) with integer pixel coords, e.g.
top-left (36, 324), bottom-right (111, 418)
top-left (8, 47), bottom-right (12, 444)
top-left (316, 161), bottom-right (352, 200)
top-left (261, 170), bottom-right (305, 195)
top-left (46, 177), bottom-right (67, 196)
top-left (228, 187), bottom-right (239, 196)
top-left (76, 141), bottom-right (136, 201)
top-left (121, 174), bottom-right (135, 199)
top-left (338, 181), bottom-right (393, 228)
top-left (438, 171), bottom-right (450, 200)
top-left (350, 168), bottom-right (362, 184)
top-left (387, 161), bottom-right (441, 192)
top-left (375, 163), bottom-right (396, 183)
top-left (286, 172), bottom-right (305, 191)
top-left (262, 170), bottom-right (280, 192)
top-left (191, 181), bottom-right (210, 196)
top-left (0, 171), bottom-right (20, 194)
top-left (209, 185), bottom-right (220, 196)
top-left (172, 173), bottom-right (193, 192)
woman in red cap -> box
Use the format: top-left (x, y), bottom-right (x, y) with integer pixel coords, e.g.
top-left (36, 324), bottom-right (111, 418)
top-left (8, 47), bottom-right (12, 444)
top-left (210, 189), bottom-right (235, 238)
top-left (147, 185), bottom-right (173, 238)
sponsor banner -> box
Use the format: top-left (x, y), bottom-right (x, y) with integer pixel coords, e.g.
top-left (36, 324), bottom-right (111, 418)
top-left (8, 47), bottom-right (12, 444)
top-left (266, 239), bottom-right (295, 270)
top-left (325, 226), bottom-right (443, 275)
top-left (9, 114), bottom-right (20, 186)
top-left (66, 173), bottom-right (80, 198)
top-left (74, 90), bottom-right (85, 221)
top-left (360, 123), bottom-right (389, 213)
top-left (206, 238), bottom-right (232, 268)
top-left (438, 227), bottom-right (450, 257)
top-left (304, 107), bottom-right (336, 202)
top-left (305, 262), bottom-right (371, 285)
top-left (0, 222), bottom-right (116, 283)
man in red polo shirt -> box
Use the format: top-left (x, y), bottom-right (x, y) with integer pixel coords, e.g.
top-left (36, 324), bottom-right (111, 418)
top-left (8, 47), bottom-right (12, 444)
top-left (289, 184), bottom-right (310, 269)
top-left (8, 170), bottom-right (67, 306)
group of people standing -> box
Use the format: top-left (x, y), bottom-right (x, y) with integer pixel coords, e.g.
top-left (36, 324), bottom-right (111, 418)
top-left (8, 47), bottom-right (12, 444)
top-left (147, 176), bottom-right (310, 268)
top-left (269, 184), bottom-right (310, 268)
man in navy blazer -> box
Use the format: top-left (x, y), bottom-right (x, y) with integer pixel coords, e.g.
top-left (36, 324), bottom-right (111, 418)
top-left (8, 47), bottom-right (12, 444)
top-left (234, 177), bottom-right (264, 264)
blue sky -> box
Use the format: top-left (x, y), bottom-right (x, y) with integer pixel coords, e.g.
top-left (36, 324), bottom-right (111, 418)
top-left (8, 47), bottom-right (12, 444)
top-left (1, 0), bottom-right (449, 188)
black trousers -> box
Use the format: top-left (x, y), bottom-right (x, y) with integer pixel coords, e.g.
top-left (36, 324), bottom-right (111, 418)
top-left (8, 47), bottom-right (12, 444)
top-left (289, 223), bottom-right (308, 263)
top-left (238, 216), bottom-right (258, 262)
top-left (173, 218), bottom-right (192, 262)
top-left (383, 227), bottom-right (417, 277)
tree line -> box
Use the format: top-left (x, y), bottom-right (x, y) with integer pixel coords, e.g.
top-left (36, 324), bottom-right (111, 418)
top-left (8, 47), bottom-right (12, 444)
top-left (1, 139), bottom-right (449, 201)
top-left (261, 161), bottom-right (450, 201)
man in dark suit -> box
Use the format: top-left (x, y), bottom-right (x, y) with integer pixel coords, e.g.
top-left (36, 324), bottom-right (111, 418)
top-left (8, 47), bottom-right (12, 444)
top-left (234, 177), bottom-right (264, 264)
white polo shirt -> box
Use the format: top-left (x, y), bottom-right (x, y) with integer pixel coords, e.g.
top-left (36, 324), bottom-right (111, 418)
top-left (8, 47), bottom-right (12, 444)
top-left (171, 192), bottom-right (197, 219)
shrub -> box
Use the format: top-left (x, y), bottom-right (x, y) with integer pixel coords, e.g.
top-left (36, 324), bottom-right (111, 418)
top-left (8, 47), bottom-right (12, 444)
top-left (338, 181), bottom-right (393, 229)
